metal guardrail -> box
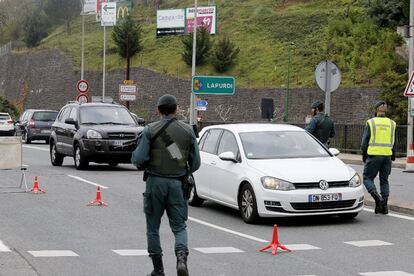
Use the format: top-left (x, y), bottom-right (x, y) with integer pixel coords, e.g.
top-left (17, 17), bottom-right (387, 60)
top-left (198, 121), bottom-right (411, 157)
top-left (0, 41), bottom-right (12, 57)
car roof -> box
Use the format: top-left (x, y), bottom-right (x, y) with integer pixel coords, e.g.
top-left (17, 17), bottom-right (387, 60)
top-left (202, 123), bottom-right (305, 133)
top-left (24, 109), bottom-right (58, 112)
top-left (66, 103), bottom-right (125, 108)
top-left (0, 112), bottom-right (10, 115)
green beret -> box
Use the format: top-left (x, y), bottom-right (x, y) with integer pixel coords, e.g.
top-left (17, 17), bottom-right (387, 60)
top-left (157, 94), bottom-right (177, 107)
top-left (375, 100), bottom-right (386, 109)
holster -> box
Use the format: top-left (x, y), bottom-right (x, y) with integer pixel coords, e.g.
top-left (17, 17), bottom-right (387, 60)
top-left (181, 174), bottom-right (194, 200)
top-left (143, 170), bottom-right (149, 182)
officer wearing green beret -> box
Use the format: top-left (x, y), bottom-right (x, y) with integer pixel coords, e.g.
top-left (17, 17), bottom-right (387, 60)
top-left (361, 100), bottom-right (396, 215)
top-left (305, 100), bottom-right (336, 146)
top-left (131, 94), bottom-right (201, 276)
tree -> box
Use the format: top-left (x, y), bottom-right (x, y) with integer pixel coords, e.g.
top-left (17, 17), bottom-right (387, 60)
top-left (181, 26), bottom-right (212, 66)
top-left (380, 70), bottom-right (408, 125)
top-left (22, 8), bottom-right (48, 48)
top-left (366, 0), bottom-right (409, 28)
top-left (212, 36), bottom-right (240, 73)
top-left (43, 0), bottom-right (81, 35)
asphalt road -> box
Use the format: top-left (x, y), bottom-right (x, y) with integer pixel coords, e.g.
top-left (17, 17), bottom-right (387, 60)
top-left (1, 143), bottom-right (414, 276)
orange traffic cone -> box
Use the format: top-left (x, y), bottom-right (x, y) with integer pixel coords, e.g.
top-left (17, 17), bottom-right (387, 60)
top-left (259, 224), bottom-right (291, 255)
top-left (29, 176), bottom-right (45, 194)
top-left (87, 186), bottom-right (108, 206)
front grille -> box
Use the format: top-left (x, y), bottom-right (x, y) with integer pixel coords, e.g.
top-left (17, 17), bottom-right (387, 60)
top-left (293, 181), bottom-right (349, 189)
top-left (108, 132), bottom-right (136, 140)
top-left (291, 200), bottom-right (356, 210)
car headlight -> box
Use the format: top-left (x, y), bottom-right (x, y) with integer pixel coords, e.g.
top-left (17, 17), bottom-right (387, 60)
top-left (86, 129), bottom-right (102, 139)
top-left (349, 173), bottom-right (361, 187)
top-left (261, 176), bottom-right (295, 191)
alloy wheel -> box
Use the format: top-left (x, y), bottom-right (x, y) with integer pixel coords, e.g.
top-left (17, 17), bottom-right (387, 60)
top-left (241, 189), bottom-right (253, 219)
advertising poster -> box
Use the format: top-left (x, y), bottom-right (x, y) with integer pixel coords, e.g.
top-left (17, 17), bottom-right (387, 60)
top-left (186, 6), bottom-right (217, 34)
top-left (156, 9), bottom-right (186, 37)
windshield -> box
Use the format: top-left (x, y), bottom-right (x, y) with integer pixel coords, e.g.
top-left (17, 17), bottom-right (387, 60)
top-left (239, 131), bottom-right (330, 159)
top-left (80, 106), bottom-right (136, 125)
top-left (32, 111), bottom-right (58, 121)
top-left (0, 114), bottom-right (10, 120)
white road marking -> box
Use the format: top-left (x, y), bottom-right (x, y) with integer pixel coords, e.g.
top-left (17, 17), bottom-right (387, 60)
top-left (344, 240), bottom-right (393, 247)
top-left (67, 175), bottom-right (108, 189)
top-left (359, 272), bottom-right (414, 276)
top-left (363, 207), bottom-right (414, 222)
top-left (0, 240), bottom-right (11, 252)
top-left (22, 145), bottom-right (49, 152)
top-left (193, 247), bottom-right (244, 254)
top-left (112, 249), bottom-right (148, 256)
top-left (188, 217), bottom-right (268, 243)
top-left (28, 250), bottom-right (79, 257)
top-left (284, 244), bottom-right (321, 250)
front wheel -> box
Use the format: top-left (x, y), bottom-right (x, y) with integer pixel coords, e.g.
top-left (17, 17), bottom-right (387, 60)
top-left (74, 144), bottom-right (88, 170)
top-left (238, 183), bottom-right (260, 224)
top-left (188, 182), bottom-right (204, 207)
top-left (50, 141), bottom-right (64, 166)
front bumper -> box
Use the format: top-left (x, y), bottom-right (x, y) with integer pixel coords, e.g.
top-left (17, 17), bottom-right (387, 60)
top-left (80, 138), bottom-right (137, 163)
top-left (256, 186), bottom-right (365, 217)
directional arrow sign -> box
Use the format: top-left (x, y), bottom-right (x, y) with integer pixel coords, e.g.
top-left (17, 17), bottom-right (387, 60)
top-left (196, 100), bottom-right (208, 107)
top-left (192, 76), bottom-right (235, 95)
top-left (101, 2), bottom-right (116, 27)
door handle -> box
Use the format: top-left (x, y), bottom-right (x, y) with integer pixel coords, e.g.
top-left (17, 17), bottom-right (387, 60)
top-left (210, 161), bottom-right (216, 165)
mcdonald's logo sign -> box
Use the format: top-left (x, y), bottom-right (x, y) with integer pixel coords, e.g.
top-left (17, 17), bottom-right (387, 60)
top-left (117, 6), bottom-right (129, 18)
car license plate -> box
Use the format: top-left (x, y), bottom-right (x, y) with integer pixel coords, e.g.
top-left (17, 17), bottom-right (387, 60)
top-left (308, 193), bottom-right (342, 202)
top-left (111, 140), bottom-right (123, 146)
top-left (41, 130), bottom-right (51, 133)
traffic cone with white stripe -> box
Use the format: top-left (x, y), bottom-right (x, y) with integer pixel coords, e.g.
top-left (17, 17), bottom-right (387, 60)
top-left (404, 144), bottom-right (414, 173)
top-left (29, 176), bottom-right (45, 194)
top-left (259, 224), bottom-right (291, 255)
top-left (87, 186), bottom-right (108, 206)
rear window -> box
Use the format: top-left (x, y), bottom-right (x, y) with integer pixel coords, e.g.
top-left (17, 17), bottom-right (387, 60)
top-left (32, 111), bottom-right (58, 121)
top-left (0, 114), bottom-right (10, 120)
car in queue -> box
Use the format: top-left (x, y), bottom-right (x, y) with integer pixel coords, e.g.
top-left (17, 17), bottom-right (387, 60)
top-left (190, 124), bottom-right (364, 223)
top-left (14, 109), bottom-right (58, 143)
top-left (49, 101), bottom-right (144, 170)
top-left (0, 112), bottom-right (15, 136)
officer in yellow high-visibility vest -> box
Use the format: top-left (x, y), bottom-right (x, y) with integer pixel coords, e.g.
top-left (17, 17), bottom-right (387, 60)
top-left (361, 101), bottom-right (396, 215)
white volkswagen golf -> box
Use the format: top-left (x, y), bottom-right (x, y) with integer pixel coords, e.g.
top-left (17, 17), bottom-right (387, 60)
top-left (190, 124), bottom-right (364, 223)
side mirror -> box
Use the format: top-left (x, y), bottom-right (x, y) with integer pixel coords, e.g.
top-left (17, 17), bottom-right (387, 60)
top-left (65, 118), bottom-right (78, 128)
top-left (137, 118), bottom-right (145, 126)
top-left (218, 151), bottom-right (238, 162)
top-left (329, 148), bottom-right (340, 156)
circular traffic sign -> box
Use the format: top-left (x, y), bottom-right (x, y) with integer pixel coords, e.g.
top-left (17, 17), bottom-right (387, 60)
top-left (76, 80), bottom-right (89, 94)
top-left (76, 94), bottom-right (89, 104)
top-left (315, 61), bottom-right (341, 93)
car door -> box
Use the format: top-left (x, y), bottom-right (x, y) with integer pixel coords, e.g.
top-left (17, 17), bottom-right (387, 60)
top-left (194, 129), bottom-right (222, 199)
top-left (55, 107), bottom-right (71, 154)
top-left (210, 130), bottom-right (242, 206)
top-left (65, 107), bottom-right (78, 154)
top-left (15, 111), bottom-right (28, 135)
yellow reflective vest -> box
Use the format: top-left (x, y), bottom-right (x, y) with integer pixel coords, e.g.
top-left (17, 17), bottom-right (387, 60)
top-left (367, 117), bottom-right (396, 156)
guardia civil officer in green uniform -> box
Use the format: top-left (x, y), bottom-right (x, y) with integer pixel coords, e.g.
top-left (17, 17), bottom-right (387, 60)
top-left (305, 100), bottom-right (336, 146)
top-left (361, 100), bottom-right (396, 215)
top-left (131, 95), bottom-right (200, 276)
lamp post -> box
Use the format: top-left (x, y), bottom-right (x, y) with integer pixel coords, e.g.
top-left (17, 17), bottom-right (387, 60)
top-left (283, 42), bottom-right (294, 122)
top-left (407, 0), bottom-right (414, 169)
top-left (189, 0), bottom-right (198, 125)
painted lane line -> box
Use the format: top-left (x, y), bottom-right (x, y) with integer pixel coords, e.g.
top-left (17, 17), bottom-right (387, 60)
top-left (359, 272), bottom-right (414, 276)
top-left (193, 247), bottom-right (244, 254)
top-left (284, 244), bottom-right (321, 251)
top-left (28, 250), bottom-right (79, 257)
top-left (188, 217), bottom-right (268, 243)
top-left (363, 207), bottom-right (414, 222)
top-left (0, 240), bottom-right (11, 252)
top-left (112, 250), bottom-right (148, 256)
top-left (344, 240), bottom-right (393, 247)
top-left (67, 175), bottom-right (108, 189)
top-left (22, 145), bottom-right (49, 152)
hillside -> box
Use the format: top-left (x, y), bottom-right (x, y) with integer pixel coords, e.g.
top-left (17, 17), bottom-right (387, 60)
top-left (34, 0), bottom-right (404, 88)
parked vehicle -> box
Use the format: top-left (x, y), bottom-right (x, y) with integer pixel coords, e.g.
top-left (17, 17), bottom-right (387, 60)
top-left (0, 112), bottom-right (15, 136)
top-left (14, 109), bottom-right (58, 143)
top-left (49, 102), bottom-right (144, 170)
top-left (191, 124), bottom-right (364, 223)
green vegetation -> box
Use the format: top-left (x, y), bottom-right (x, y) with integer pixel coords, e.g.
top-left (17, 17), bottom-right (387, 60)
top-left (181, 26), bottom-right (212, 66)
top-left (211, 36), bottom-right (240, 73)
top-left (0, 97), bottom-right (19, 119)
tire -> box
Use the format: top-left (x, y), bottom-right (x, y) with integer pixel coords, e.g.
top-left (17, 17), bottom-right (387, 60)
top-left (23, 131), bottom-right (31, 144)
top-left (50, 141), bottom-right (64, 166)
top-left (339, 212), bottom-right (359, 220)
top-left (108, 162), bottom-right (118, 167)
top-left (238, 183), bottom-right (260, 224)
top-left (188, 182), bottom-right (204, 207)
top-left (74, 144), bottom-right (89, 170)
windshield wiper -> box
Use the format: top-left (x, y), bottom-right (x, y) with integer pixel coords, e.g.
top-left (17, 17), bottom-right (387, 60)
top-left (81, 122), bottom-right (100, 125)
top-left (98, 122), bottom-right (129, 125)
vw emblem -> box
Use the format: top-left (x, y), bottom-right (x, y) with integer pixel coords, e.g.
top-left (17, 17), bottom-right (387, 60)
top-left (119, 134), bottom-right (125, 138)
top-left (319, 180), bottom-right (329, 190)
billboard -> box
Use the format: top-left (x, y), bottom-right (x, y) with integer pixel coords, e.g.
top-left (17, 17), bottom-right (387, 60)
top-left (156, 9), bottom-right (186, 37)
top-left (186, 6), bottom-right (217, 34)
top-left (97, 0), bottom-right (132, 21)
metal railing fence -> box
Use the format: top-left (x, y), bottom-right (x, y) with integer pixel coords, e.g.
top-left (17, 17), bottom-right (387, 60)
top-left (0, 41), bottom-right (12, 57)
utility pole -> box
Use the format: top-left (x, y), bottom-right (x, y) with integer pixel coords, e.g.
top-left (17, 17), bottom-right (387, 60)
top-left (408, 0), bottom-right (414, 168)
top-left (189, 0), bottom-right (198, 125)
top-left (283, 43), bottom-right (293, 122)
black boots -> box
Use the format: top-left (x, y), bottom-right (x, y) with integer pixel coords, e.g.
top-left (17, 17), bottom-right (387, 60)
top-left (370, 191), bottom-right (384, 214)
top-left (147, 255), bottom-right (165, 276)
top-left (382, 197), bottom-right (389, 214)
top-left (176, 251), bottom-right (189, 276)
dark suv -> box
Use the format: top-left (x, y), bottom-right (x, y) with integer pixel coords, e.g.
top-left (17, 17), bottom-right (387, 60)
top-left (14, 109), bottom-right (59, 143)
top-left (49, 102), bottom-right (144, 170)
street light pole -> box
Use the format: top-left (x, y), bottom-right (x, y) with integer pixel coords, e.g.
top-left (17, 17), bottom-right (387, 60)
top-left (189, 0), bottom-right (198, 125)
top-left (408, 0), bottom-right (414, 165)
top-left (283, 43), bottom-right (293, 122)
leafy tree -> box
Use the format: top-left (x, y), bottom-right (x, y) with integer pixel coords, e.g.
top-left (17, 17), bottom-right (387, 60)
top-left (43, 0), bottom-right (81, 35)
top-left (181, 26), bottom-right (212, 66)
top-left (0, 96), bottom-right (19, 119)
top-left (365, 0), bottom-right (409, 28)
top-left (212, 36), bottom-right (240, 73)
top-left (112, 15), bottom-right (143, 80)
top-left (22, 8), bottom-right (48, 48)
top-left (380, 69), bottom-right (408, 125)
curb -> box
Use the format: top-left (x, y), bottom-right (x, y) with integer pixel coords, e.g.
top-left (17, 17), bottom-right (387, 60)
top-left (364, 198), bottom-right (414, 216)
top-left (340, 158), bottom-right (406, 169)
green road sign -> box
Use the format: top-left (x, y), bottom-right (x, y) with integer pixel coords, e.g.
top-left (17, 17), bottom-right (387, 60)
top-left (192, 76), bottom-right (235, 95)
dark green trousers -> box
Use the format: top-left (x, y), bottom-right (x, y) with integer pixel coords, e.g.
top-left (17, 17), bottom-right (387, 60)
top-left (143, 175), bottom-right (188, 257)
top-left (363, 155), bottom-right (392, 198)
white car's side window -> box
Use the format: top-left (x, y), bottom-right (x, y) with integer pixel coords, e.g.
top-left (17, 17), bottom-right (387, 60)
top-left (202, 129), bottom-right (222, 155)
top-left (217, 130), bottom-right (239, 157)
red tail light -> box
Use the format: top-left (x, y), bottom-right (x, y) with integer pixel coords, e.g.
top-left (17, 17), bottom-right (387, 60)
top-left (28, 119), bottom-right (35, 128)
top-left (7, 120), bottom-right (13, 124)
